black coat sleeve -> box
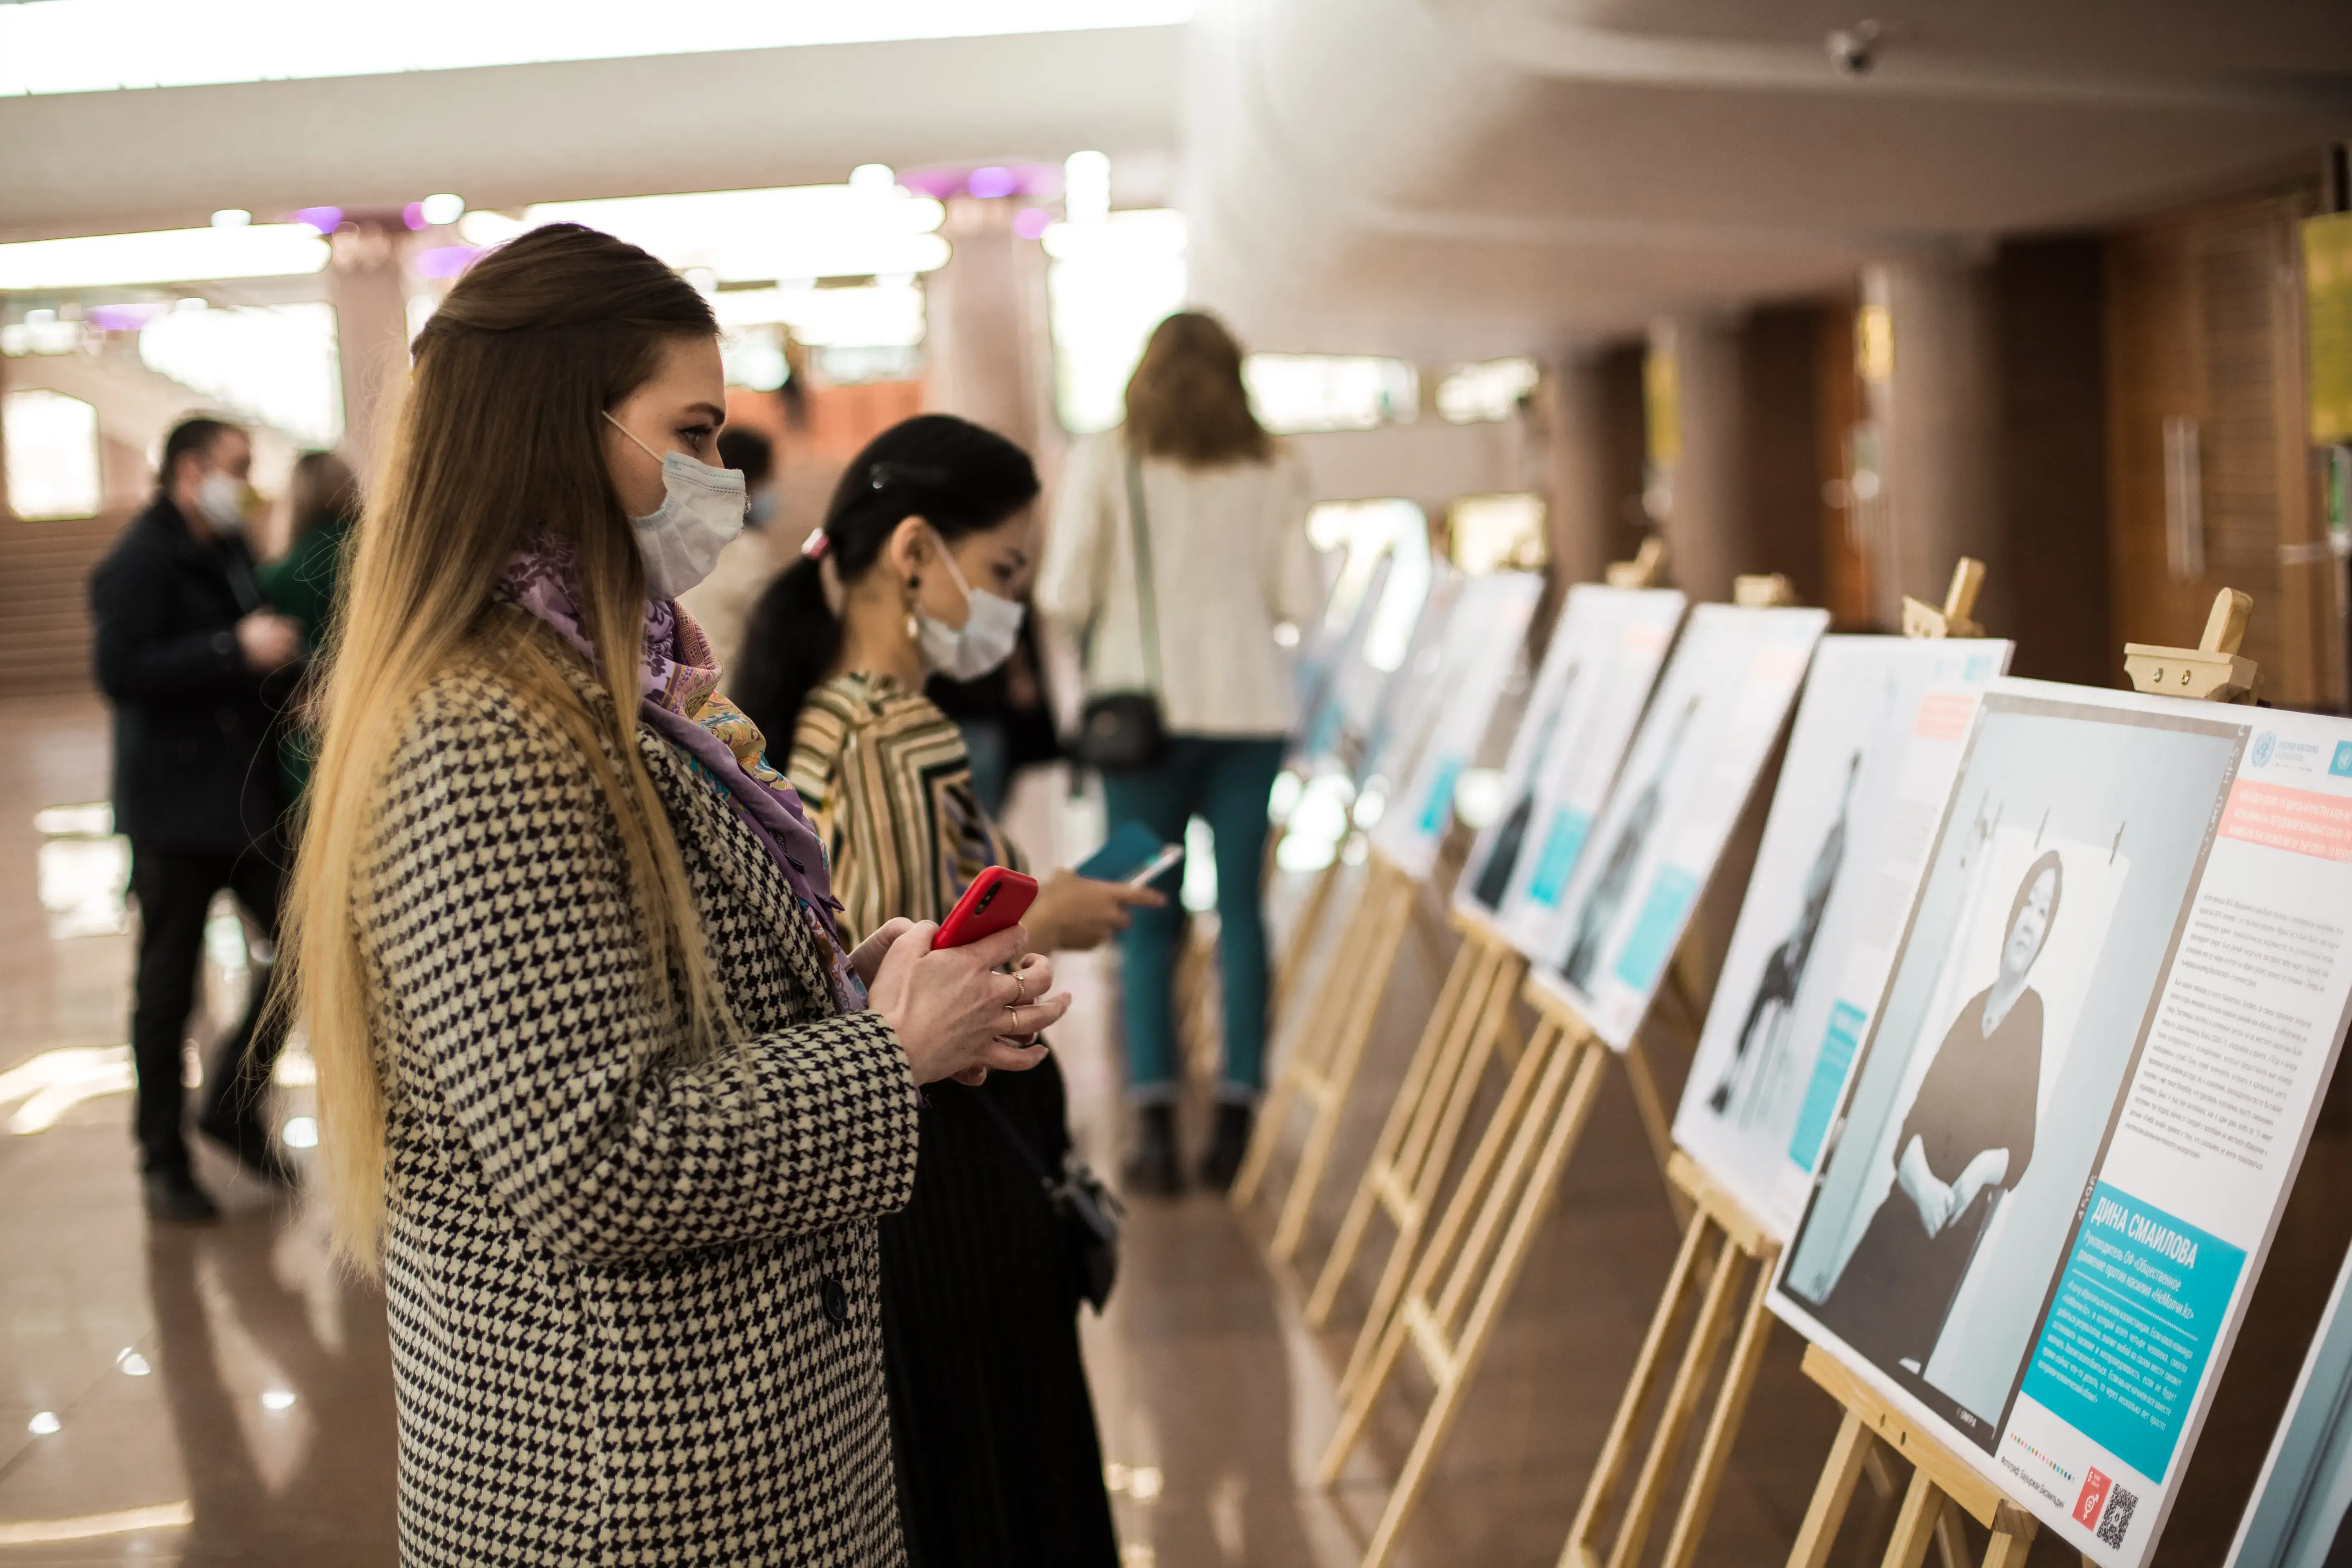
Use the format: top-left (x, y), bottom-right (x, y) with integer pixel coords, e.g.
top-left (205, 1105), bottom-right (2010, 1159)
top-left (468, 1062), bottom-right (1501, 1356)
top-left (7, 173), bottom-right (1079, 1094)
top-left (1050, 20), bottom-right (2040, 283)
top-left (89, 537), bottom-right (247, 701)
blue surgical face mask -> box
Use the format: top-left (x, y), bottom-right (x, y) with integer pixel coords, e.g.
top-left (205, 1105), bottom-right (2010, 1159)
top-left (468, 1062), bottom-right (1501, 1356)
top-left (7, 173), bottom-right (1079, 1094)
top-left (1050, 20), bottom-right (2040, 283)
top-left (747, 488), bottom-right (780, 530)
top-left (605, 412), bottom-right (746, 601)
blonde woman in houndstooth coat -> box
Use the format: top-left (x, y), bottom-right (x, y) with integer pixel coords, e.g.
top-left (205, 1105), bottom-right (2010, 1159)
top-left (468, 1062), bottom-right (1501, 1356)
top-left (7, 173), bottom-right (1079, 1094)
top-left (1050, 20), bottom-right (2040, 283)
top-left (283, 224), bottom-right (1069, 1566)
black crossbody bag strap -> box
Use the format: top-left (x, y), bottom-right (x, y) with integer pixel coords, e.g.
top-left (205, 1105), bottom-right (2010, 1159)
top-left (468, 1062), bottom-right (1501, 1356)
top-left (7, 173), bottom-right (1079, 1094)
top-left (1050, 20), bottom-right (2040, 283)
top-left (1121, 446), bottom-right (1164, 692)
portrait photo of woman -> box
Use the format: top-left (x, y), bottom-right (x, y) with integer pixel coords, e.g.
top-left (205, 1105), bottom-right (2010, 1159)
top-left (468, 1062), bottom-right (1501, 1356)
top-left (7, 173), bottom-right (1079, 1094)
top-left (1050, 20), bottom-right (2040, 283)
top-left (1816, 849), bottom-right (2063, 1375)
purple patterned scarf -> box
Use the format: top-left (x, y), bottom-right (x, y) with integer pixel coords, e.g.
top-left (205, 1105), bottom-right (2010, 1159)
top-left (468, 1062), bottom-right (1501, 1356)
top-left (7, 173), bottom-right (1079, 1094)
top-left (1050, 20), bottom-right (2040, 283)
top-left (499, 537), bottom-right (864, 1011)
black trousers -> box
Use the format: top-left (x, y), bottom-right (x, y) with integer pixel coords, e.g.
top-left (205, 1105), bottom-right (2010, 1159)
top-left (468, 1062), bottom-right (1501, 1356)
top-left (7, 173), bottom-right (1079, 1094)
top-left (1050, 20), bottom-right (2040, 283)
top-left (128, 842), bottom-right (290, 1177)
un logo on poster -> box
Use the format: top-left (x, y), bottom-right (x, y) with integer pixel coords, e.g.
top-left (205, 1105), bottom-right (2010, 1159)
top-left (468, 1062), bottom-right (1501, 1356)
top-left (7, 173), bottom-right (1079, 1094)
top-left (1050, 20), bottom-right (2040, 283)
top-left (2252, 731), bottom-right (2276, 768)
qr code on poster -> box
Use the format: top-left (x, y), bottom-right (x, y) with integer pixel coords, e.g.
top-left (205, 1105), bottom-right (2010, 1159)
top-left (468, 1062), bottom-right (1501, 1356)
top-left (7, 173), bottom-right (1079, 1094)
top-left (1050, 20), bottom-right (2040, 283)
top-left (2097, 1483), bottom-right (2138, 1549)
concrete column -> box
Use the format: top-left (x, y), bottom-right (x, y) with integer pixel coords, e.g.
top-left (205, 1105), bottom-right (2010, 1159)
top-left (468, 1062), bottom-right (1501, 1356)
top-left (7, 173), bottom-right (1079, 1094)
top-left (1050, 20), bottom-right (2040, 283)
top-left (1650, 314), bottom-right (1747, 604)
top-left (1539, 350), bottom-right (1617, 588)
top-left (1866, 255), bottom-right (2002, 631)
top-left (922, 198), bottom-right (1053, 460)
top-left (328, 222), bottom-right (411, 482)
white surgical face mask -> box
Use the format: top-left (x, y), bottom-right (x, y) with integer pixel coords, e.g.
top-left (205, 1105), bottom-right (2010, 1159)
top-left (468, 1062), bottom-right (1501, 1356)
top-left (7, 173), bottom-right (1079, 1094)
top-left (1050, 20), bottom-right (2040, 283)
top-left (605, 412), bottom-right (746, 601)
top-left (917, 529), bottom-right (1025, 682)
top-left (196, 469), bottom-right (247, 535)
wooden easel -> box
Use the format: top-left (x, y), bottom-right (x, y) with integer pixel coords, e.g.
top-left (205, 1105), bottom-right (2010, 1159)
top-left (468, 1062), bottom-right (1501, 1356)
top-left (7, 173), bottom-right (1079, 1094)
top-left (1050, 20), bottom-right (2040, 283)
top-left (1304, 906), bottom-right (1526, 1364)
top-left (1733, 572), bottom-right (1798, 608)
top-left (1320, 978), bottom-right (1654, 1568)
top-left (2124, 586), bottom-right (2257, 702)
top-left (1231, 851), bottom-right (1420, 1257)
top-left (1554, 554), bottom-right (1992, 1568)
top-left (1901, 558), bottom-right (1986, 639)
top-left (1556, 1154), bottom-right (1781, 1568)
top-left (1782, 586), bottom-right (2256, 1568)
top-left (1300, 535), bottom-right (1688, 1375)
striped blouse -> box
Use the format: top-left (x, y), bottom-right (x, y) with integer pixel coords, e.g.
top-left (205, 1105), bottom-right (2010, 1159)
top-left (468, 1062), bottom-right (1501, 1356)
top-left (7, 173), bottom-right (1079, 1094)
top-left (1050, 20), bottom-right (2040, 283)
top-left (785, 672), bottom-right (1020, 943)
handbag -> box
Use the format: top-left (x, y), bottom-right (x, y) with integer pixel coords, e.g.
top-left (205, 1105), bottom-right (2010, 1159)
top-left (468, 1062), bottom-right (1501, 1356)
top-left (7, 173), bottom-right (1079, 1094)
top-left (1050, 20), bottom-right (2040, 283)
top-left (971, 1084), bottom-right (1125, 1313)
top-left (1072, 448), bottom-right (1170, 773)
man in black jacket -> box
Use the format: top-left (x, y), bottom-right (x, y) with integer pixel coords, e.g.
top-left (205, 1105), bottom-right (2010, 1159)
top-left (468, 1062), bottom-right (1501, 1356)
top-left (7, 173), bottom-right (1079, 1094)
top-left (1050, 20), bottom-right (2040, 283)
top-left (90, 415), bottom-right (305, 1221)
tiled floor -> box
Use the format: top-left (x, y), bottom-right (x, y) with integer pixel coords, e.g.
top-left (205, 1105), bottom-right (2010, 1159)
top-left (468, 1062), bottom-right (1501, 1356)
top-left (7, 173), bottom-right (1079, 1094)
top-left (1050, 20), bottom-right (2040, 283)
top-left (0, 690), bottom-right (2340, 1566)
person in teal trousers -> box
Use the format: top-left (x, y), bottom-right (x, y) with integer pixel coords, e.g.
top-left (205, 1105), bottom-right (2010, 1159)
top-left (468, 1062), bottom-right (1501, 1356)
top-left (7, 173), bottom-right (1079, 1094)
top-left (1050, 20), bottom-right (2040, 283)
top-left (1037, 313), bottom-right (1324, 1194)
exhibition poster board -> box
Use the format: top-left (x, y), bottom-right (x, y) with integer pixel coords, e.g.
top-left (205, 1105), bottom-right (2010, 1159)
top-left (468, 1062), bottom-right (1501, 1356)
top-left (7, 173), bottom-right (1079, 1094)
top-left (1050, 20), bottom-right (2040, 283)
top-left (1350, 565), bottom-right (1465, 802)
top-left (1530, 603), bottom-right (1831, 1049)
top-left (1671, 635), bottom-right (2013, 1239)
top-left (1770, 682), bottom-right (2352, 1567)
top-left (1293, 550), bottom-right (1396, 774)
top-left (2228, 1242), bottom-right (2352, 1568)
top-left (1468, 585), bottom-right (1689, 954)
top-left (1370, 570), bottom-right (1545, 879)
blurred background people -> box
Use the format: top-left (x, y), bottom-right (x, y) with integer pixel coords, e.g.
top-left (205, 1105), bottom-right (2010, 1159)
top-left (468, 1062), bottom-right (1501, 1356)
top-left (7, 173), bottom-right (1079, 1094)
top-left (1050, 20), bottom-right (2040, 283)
top-left (256, 448), bottom-right (359, 811)
top-left (89, 414), bottom-right (304, 1222)
top-left (744, 413), bottom-right (1154, 1567)
top-left (1037, 312), bottom-right (1321, 1194)
top-left (680, 424), bottom-right (781, 677)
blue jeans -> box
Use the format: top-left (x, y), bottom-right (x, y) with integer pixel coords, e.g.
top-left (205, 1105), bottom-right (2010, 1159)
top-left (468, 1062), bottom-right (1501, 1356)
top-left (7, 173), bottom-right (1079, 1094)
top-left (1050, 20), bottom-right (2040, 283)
top-left (1102, 735), bottom-right (1285, 1105)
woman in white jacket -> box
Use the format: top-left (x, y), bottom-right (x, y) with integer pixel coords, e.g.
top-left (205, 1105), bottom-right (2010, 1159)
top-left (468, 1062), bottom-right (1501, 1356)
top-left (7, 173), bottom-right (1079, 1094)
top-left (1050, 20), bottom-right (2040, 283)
top-left (1036, 312), bottom-right (1322, 1193)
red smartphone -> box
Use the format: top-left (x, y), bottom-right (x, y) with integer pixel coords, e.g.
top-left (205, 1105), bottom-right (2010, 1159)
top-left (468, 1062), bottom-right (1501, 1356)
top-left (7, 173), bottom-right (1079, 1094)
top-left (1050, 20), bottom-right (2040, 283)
top-left (935, 866), bottom-right (1039, 948)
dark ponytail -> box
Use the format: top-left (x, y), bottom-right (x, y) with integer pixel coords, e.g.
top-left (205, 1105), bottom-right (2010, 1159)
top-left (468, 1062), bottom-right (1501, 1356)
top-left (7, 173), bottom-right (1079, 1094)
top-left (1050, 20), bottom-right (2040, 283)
top-left (733, 413), bottom-right (1040, 748)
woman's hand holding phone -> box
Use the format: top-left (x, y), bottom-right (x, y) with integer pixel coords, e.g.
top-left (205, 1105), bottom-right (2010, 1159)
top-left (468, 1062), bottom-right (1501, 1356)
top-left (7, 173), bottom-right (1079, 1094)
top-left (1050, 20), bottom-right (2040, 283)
top-left (866, 920), bottom-right (1069, 1086)
top-left (1024, 869), bottom-right (1166, 953)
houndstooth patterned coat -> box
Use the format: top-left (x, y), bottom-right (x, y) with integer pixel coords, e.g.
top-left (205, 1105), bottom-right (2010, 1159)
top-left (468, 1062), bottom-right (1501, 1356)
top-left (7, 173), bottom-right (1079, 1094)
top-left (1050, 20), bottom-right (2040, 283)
top-left (359, 653), bottom-right (920, 1566)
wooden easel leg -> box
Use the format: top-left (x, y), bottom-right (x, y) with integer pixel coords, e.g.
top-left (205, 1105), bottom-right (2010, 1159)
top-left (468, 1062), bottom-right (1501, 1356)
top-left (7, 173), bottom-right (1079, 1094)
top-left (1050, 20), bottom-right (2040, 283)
top-left (1305, 933), bottom-right (1490, 1318)
top-left (1271, 873), bottom-right (1417, 1260)
top-left (1621, 1036), bottom-right (1693, 1227)
top-left (1654, 1248), bottom-right (1782, 1568)
top-left (1335, 998), bottom-right (1545, 1399)
top-left (1357, 1031), bottom-right (1611, 1568)
top-left (1235, 869), bottom-right (1390, 1208)
top-left (1880, 1469), bottom-right (1945, 1568)
top-left (1604, 1232), bottom-right (1748, 1568)
top-left (1786, 1412), bottom-right (1878, 1568)
top-left (1274, 849), bottom-right (1345, 1029)
top-left (1319, 1020), bottom-right (1578, 1481)
top-left (1560, 1205), bottom-right (1717, 1568)
top-left (1932, 1501), bottom-right (1970, 1568)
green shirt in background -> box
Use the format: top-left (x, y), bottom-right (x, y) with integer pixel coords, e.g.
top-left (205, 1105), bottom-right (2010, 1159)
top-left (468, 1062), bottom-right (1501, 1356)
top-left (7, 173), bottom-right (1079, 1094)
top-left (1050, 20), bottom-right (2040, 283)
top-left (254, 512), bottom-right (352, 808)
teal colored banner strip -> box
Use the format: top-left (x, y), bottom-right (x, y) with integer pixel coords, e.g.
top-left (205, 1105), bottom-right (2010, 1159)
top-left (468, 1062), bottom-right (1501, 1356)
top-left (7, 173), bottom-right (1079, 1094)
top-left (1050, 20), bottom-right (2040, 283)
top-left (1788, 1000), bottom-right (1867, 1171)
top-left (1526, 807), bottom-right (1591, 907)
top-left (1614, 865), bottom-right (1700, 993)
top-left (2018, 1182), bottom-right (2244, 1484)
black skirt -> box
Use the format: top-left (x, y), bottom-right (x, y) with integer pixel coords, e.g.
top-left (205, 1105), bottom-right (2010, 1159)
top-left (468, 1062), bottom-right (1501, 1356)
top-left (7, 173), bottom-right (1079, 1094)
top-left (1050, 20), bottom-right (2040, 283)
top-left (880, 1054), bottom-right (1120, 1568)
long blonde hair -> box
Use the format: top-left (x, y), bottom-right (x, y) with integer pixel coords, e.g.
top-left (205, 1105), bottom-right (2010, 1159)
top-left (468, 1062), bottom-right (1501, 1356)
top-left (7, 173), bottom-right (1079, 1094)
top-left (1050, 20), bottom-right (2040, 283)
top-left (284, 224), bottom-right (732, 1269)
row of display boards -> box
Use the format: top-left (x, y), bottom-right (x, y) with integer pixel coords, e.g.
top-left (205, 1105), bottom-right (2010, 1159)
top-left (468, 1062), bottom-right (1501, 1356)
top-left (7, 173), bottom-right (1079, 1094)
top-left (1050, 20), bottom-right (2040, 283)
top-left (1230, 533), bottom-right (2352, 1568)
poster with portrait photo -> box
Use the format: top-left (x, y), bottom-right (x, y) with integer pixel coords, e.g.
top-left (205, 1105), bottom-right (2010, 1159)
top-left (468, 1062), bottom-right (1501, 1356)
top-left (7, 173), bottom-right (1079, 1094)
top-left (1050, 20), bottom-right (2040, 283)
top-left (1371, 570), bottom-right (1545, 879)
top-left (1457, 584), bottom-right (1687, 938)
top-left (1530, 603), bottom-right (1830, 1048)
top-left (1772, 683), bottom-right (2352, 1567)
top-left (2229, 1243), bottom-right (2352, 1568)
top-left (1671, 634), bottom-right (2012, 1240)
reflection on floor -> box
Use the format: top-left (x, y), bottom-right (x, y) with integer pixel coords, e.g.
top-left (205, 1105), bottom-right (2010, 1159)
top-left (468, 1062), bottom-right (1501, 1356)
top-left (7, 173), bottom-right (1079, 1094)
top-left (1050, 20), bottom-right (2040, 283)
top-left (1, 690), bottom-right (2341, 1567)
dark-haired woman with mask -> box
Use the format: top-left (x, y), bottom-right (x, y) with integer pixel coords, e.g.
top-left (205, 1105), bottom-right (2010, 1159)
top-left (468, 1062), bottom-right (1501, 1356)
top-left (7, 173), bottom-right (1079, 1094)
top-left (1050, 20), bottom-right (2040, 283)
top-left (284, 226), bottom-right (1065, 1565)
top-left (735, 413), bottom-right (1153, 1568)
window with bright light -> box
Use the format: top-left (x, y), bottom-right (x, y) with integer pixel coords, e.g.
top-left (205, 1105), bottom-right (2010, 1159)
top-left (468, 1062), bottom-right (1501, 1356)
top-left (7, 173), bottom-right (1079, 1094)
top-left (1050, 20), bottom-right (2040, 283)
top-left (0, 0), bottom-right (1193, 96)
top-left (1243, 355), bottom-right (1418, 435)
top-left (138, 303), bottom-right (343, 448)
top-left (1447, 492), bottom-right (1548, 574)
top-left (714, 281), bottom-right (927, 347)
top-left (4, 390), bottom-right (104, 520)
top-left (1436, 357), bottom-right (1539, 424)
top-left (1044, 209), bottom-right (1187, 434)
top-left (520, 184), bottom-right (950, 284)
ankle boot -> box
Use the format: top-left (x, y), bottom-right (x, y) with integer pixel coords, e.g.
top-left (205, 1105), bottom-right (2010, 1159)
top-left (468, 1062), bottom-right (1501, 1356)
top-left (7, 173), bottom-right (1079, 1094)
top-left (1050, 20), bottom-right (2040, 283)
top-left (1121, 1104), bottom-right (1182, 1197)
top-left (1198, 1101), bottom-right (1254, 1192)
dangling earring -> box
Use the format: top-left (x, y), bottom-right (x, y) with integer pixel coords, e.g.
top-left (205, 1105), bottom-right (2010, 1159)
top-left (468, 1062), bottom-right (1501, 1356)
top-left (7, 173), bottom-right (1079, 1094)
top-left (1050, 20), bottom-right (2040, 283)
top-left (904, 575), bottom-right (922, 642)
